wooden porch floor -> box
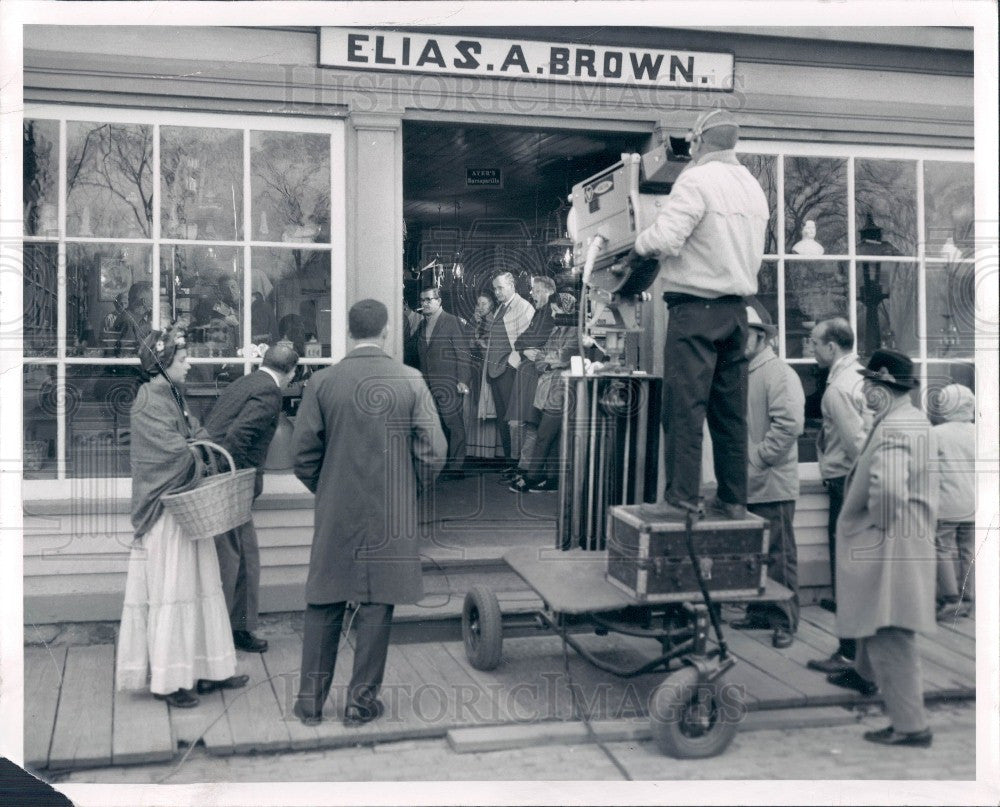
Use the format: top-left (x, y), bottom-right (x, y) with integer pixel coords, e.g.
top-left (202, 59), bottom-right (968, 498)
top-left (24, 604), bottom-right (975, 773)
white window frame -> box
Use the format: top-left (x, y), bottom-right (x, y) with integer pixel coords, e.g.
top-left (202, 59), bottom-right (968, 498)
top-left (22, 104), bottom-right (347, 498)
top-left (737, 140), bottom-right (974, 480)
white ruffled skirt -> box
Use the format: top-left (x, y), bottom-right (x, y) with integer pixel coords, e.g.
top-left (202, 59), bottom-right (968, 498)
top-left (116, 510), bottom-right (236, 695)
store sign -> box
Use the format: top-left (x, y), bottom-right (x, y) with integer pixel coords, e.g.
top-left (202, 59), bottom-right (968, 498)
top-left (467, 168), bottom-right (502, 187)
top-left (319, 29), bottom-right (734, 90)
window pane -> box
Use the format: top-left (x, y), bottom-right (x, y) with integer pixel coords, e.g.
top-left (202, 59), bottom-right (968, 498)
top-left (23, 243), bottom-right (59, 357)
top-left (66, 244), bottom-right (154, 358)
top-left (252, 248), bottom-right (332, 357)
top-left (163, 246), bottom-right (243, 356)
top-left (161, 126), bottom-right (244, 241)
top-left (738, 154), bottom-right (778, 254)
top-left (855, 159), bottom-right (917, 257)
top-left (66, 365), bottom-right (143, 478)
top-left (251, 131), bottom-right (330, 242)
top-left (754, 260), bottom-right (779, 329)
top-left (926, 258), bottom-right (975, 358)
top-left (24, 119), bottom-right (59, 237)
top-left (23, 364), bottom-right (58, 479)
top-left (855, 261), bottom-right (918, 361)
top-left (67, 122), bottom-right (153, 238)
top-left (784, 260), bottom-right (849, 358)
top-left (185, 361), bottom-right (246, 392)
top-left (784, 156), bottom-right (848, 255)
top-left (924, 161), bottom-right (974, 257)
top-left (793, 363), bottom-right (825, 463)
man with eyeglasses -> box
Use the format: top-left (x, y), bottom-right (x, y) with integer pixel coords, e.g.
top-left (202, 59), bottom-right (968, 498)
top-left (415, 287), bottom-right (472, 478)
top-left (629, 108), bottom-right (769, 520)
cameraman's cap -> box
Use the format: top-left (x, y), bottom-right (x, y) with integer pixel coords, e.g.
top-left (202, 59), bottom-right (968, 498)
top-left (686, 109), bottom-right (739, 142)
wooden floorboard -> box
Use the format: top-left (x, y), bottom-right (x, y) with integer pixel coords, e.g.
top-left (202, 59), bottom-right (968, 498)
top-left (48, 645), bottom-right (114, 770)
top-left (111, 669), bottom-right (174, 766)
top-left (23, 645), bottom-right (67, 771)
top-left (927, 619), bottom-right (976, 661)
top-left (181, 690), bottom-right (235, 756)
top-left (221, 651), bottom-right (291, 755)
top-left (940, 613), bottom-right (975, 640)
top-left (261, 637), bottom-right (320, 751)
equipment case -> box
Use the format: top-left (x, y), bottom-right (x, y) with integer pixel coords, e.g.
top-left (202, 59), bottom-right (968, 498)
top-left (606, 504), bottom-right (769, 602)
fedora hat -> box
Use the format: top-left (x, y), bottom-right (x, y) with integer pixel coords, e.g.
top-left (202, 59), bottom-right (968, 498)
top-left (858, 348), bottom-right (919, 390)
top-left (745, 305), bottom-right (777, 337)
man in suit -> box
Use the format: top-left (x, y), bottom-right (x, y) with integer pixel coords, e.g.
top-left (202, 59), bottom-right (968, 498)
top-left (291, 299), bottom-right (446, 726)
top-left (415, 287), bottom-right (472, 478)
top-left (483, 271), bottom-right (535, 474)
top-left (204, 343), bottom-right (300, 653)
top-left (833, 349), bottom-right (938, 747)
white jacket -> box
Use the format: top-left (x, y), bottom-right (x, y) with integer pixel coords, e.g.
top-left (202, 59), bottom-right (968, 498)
top-left (634, 149), bottom-right (768, 298)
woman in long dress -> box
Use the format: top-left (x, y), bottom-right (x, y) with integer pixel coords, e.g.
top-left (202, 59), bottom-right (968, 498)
top-left (115, 326), bottom-right (247, 708)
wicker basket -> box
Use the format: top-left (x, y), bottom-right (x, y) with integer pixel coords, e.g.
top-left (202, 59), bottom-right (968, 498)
top-left (161, 440), bottom-right (257, 540)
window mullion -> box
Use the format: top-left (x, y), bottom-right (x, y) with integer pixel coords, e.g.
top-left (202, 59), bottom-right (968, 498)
top-left (56, 118), bottom-right (68, 480)
top-left (776, 154), bottom-right (786, 359)
top-left (152, 123), bottom-right (161, 331)
top-left (243, 128), bottom-right (252, 376)
top-left (916, 159), bottom-right (928, 384)
top-left (846, 156), bottom-right (857, 342)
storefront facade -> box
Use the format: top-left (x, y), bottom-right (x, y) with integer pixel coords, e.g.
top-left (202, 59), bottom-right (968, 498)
top-left (21, 25), bottom-right (976, 620)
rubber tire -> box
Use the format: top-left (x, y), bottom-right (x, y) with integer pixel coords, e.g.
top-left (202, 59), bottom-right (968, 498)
top-left (462, 586), bottom-right (503, 671)
top-left (649, 665), bottom-right (743, 759)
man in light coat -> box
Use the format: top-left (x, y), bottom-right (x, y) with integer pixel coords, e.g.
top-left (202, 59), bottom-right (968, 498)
top-left (483, 271), bottom-right (535, 474)
top-left (630, 108), bottom-right (769, 519)
top-left (806, 317), bottom-right (870, 676)
top-left (836, 349), bottom-right (938, 747)
top-left (729, 306), bottom-right (804, 648)
top-left (291, 299), bottom-right (446, 726)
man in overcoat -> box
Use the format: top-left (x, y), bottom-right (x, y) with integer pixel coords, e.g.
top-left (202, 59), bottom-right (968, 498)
top-left (205, 343), bottom-right (300, 653)
top-left (483, 271), bottom-right (535, 473)
top-left (414, 287), bottom-right (472, 478)
top-left (729, 306), bottom-right (804, 648)
top-left (291, 299), bottom-right (446, 726)
top-left (834, 349), bottom-right (938, 747)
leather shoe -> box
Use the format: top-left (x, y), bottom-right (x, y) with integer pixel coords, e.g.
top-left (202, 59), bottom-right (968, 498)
top-left (771, 627), bottom-right (794, 649)
top-left (196, 674), bottom-right (250, 694)
top-left (827, 669), bottom-right (878, 697)
top-left (807, 652), bottom-right (853, 674)
top-left (642, 500), bottom-right (704, 521)
top-left (292, 701), bottom-right (322, 726)
top-left (819, 598), bottom-right (837, 613)
top-left (233, 630), bottom-right (268, 653)
top-left (863, 726), bottom-right (933, 747)
top-left (343, 699), bottom-right (385, 727)
top-left (154, 689), bottom-right (199, 709)
top-left (705, 497), bottom-right (747, 520)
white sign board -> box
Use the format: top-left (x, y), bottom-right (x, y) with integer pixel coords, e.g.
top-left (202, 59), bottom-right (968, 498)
top-left (320, 29), bottom-right (734, 91)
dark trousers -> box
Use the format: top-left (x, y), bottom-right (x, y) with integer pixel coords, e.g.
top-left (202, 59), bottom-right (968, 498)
top-left (430, 384), bottom-right (467, 473)
top-left (214, 519), bottom-right (261, 632)
top-left (487, 365), bottom-right (516, 462)
top-left (825, 475), bottom-right (855, 660)
top-left (746, 501), bottom-right (800, 632)
top-left (661, 297), bottom-right (748, 506)
top-left (296, 602), bottom-right (394, 717)
top-left (525, 411), bottom-right (562, 483)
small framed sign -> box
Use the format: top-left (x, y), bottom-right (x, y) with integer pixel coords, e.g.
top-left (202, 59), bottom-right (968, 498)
top-left (467, 168), bottom-right (503, 188)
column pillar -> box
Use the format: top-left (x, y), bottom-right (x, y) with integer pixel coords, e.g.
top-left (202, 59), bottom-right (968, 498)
top-left (346, 110), bottom-right (404, 358)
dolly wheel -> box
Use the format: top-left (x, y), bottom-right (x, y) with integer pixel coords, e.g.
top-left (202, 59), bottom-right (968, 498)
top-left (462, 586), bottom-right (503, 671)
top-left (649, 666), bottom-right (743, 759)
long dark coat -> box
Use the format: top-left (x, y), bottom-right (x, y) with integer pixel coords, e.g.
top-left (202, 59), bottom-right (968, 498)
top-left (204, 369), bottom-right (283, 497)
top-left (292, 346), bottom-right (446, 605)
top-left (509, 305), bottom-right (555, 422)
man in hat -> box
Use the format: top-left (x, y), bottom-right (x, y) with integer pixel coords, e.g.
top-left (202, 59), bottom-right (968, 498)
top-left (291, 299), bottom-right (446, 727)
top-left (204, 343), bottom-right (300, 654)
top-left (832, 348), bottom-right (938, 747)
top-left (729, 305), bottom-right (804, 649)
top-left (630, 108), bottom-right (769, 519)
top-left (805, 318), bottom-right (870, 676)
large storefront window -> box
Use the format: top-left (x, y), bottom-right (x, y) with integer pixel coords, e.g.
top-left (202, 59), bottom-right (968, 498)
top-left (23, 108), bottom-right (345, 480)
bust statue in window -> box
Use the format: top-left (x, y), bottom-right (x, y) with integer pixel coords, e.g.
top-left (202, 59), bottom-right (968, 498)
top-left (792, 220), bottom-right (825, 256)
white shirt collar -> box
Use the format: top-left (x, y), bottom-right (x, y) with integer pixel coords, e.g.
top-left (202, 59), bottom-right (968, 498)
top-left (259, 365), bottom-right (283, 388)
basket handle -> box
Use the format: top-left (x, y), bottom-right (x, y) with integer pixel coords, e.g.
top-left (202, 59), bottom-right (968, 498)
top-left (187, 439), bottom-right (237, 478)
